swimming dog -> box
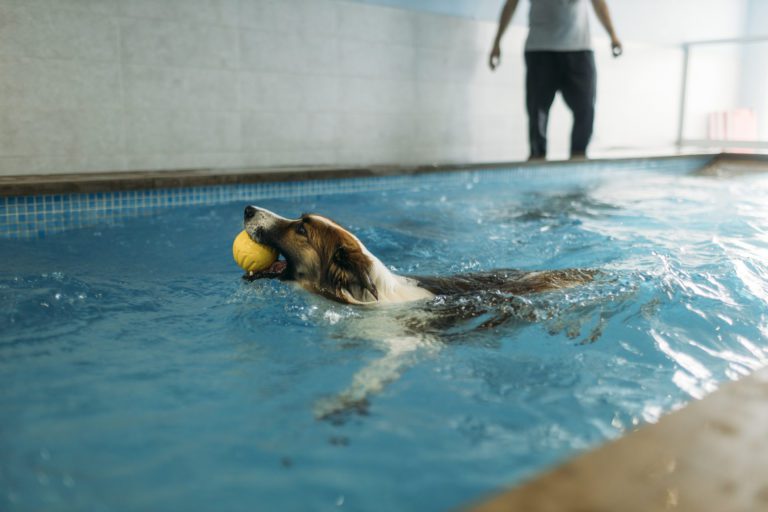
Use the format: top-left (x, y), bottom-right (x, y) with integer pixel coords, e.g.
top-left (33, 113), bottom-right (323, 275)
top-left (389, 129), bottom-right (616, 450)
top-left (242, 205), bottom-right (593, 305)
top-left (242, 205), bottom-right (595, 421)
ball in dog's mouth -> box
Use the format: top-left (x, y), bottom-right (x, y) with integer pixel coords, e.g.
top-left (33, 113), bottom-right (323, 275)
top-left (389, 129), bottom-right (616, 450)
top-left (242, 228), bottom-right (286, 278)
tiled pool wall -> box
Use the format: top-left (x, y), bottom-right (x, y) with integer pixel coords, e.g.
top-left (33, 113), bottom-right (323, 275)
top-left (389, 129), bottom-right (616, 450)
top-left (0, 157), bottom-right (712, 239)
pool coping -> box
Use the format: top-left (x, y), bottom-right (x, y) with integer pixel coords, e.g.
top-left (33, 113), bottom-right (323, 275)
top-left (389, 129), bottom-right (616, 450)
top-left (0, 152), bottom-right (729, 239)
top-left (3, 152), bottom-right (759, 197)
top-left (467, 364), bottom-right (768, 512)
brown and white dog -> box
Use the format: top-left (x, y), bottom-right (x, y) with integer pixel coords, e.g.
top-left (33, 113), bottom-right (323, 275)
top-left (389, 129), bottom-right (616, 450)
top-left (243, 205), bottom-right (595, 421)
top-left (243, 205), bottom-right (594, 305)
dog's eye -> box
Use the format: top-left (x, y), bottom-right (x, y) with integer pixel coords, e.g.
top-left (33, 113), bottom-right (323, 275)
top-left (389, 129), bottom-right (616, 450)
top-left (295, 223), bottom-right (307, 236)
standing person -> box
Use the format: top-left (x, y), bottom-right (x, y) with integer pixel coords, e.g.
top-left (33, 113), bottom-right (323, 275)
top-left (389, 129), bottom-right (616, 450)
top-left (489, 0), bottom-right (622, 160)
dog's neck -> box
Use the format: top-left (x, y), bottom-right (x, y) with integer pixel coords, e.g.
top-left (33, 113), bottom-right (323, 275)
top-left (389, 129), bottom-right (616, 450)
top-left (362, 252), bottom-right (435, 305)
top-left (309, 214), bottom-right (435, 305)
top-left (334, 230), bottom-right (433, 305)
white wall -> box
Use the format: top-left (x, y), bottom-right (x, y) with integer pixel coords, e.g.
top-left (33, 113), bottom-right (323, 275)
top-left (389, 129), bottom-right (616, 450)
top-left (353, 0), bottom-right (750, 44)
top-left (349, 0), bottom-right (753, 155)
top-left (0, 0), bottom-right (753, 176)
top-left (583, 0), bottom-right (747, 45)
top-left (683, 44), bottom-right (744, 141)
top-left (0, 0), bottom-right (518, 175)
top-left (739, 0), bottom-right (768, 140)
top-left (676, 0), bottom-right (768, 143)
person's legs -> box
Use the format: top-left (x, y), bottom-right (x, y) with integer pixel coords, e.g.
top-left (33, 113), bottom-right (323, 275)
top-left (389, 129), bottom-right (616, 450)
top-left (525, 51), bottom-right (559, 160)
top-left (560, 50), bottom-right (596, 158)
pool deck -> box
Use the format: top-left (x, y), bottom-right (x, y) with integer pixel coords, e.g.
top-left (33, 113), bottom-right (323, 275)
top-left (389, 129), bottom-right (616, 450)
top-left (5, 152), bottom-right (766, 197)
top-left (468, 364), bottom-right (768, 512)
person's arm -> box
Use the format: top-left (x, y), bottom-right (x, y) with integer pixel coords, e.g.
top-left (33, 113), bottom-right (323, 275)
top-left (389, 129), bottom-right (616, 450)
top-left (590, 0), bottom-right (622, 57)
top-left (489, 0), bottom-right (520, 70)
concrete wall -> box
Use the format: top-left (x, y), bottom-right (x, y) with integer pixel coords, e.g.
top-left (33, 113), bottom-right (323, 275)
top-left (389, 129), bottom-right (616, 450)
top-left (0, 0), bottom-right (748, 176)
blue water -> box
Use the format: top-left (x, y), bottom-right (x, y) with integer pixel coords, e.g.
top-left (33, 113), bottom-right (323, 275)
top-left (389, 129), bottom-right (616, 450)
top-left (2, 163), bottom-right (768, 511)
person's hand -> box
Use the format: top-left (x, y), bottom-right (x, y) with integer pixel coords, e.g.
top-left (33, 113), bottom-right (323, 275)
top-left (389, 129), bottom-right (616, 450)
top-left (489, 42), bottom-right (501, 70)
top-left (611, 37), bottom-right (623, 57)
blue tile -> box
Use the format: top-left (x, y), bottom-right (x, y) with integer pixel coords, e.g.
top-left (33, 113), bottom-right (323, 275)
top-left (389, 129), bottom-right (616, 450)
top-left (0, 157), bottom-right (712, 240)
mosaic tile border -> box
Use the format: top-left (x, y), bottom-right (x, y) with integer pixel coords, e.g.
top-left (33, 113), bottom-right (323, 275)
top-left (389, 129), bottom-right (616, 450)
top-left (0, 157), bottom-right (712, 239)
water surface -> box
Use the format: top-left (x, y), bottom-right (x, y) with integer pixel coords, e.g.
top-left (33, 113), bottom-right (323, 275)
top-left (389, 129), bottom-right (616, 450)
top-left (2, 164), bottom-right (768, 511)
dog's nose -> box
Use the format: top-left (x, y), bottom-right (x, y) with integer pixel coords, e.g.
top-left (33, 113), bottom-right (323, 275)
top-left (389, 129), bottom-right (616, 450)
top-left (244, 206), bottom-right (257, 220)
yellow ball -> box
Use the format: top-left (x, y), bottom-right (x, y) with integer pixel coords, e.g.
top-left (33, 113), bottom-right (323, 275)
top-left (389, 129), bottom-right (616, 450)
top-left (232, 230), bottom-right (278, 273)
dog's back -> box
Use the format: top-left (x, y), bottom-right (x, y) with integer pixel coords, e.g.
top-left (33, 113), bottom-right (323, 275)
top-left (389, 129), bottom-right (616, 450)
top-left (415, 268), bottom-right (596, 297)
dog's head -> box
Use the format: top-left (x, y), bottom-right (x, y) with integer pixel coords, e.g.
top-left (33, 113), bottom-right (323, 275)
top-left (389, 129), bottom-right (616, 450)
top-left (243, 206), bottom-right (379, 304)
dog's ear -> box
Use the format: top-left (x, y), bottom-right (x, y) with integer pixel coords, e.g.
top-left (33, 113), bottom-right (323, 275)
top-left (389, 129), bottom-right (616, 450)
top-left (328, 243), bottom-right (378, 304)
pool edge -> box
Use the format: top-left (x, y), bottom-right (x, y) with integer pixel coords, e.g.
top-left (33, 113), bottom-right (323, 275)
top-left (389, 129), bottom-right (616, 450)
top-left (0, 152), bottom-right (733, 197)
top-left (466, 364), bottom-right (768, 512)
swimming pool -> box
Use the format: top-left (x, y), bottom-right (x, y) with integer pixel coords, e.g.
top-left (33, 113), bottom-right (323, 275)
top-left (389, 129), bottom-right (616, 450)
top-left (2, 157), bottom-right (768, 511)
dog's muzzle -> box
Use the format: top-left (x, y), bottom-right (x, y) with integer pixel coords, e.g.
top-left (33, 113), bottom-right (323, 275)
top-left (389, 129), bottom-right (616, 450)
top-left (242, 206), bottom-right (288, 278)
top-left (243, 205), bottom-right (291, 246)
top-left (243, 206), bottom-right (274, 243)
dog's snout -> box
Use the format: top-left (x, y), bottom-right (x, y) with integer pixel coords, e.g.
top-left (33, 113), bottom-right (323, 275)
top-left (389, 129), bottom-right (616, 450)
top-left (244, 205), bottom-right (257, 220)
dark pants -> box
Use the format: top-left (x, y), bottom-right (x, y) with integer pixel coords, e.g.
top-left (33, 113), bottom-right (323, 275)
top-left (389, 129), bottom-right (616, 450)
top-left (525, 50), bottom-right (596, 159)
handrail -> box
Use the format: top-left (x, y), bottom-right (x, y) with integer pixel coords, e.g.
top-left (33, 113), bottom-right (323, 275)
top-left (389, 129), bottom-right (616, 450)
top-left (675, 45), bottom-right (690, 147)
top-left (681, 35), bottom-right (768, 47)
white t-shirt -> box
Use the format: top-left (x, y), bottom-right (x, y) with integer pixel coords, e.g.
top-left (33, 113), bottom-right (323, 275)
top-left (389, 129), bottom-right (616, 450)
top-left (525, 0), bottom-right (592, 51)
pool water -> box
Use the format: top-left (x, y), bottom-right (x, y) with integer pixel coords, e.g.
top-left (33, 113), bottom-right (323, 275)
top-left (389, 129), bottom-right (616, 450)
top-left (2, 163), bottom-right (768, 511)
